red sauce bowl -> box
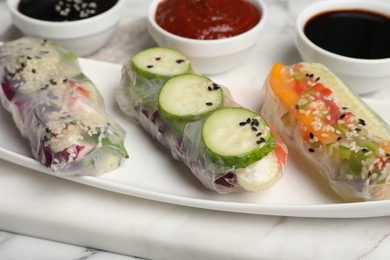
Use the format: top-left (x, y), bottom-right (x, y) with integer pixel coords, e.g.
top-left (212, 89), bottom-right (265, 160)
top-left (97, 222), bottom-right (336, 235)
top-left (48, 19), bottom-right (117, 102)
top-left (147, 0), bottom-right (268, 74)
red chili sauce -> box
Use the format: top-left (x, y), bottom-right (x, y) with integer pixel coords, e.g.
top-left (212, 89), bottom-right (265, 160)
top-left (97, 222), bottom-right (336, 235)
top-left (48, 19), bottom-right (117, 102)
top-left (155, 0), bottom-right (261, 40)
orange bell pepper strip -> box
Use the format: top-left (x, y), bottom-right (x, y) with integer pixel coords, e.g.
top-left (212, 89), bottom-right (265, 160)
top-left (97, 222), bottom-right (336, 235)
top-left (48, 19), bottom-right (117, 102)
top-left (269, 62), bottom-right (299, 109)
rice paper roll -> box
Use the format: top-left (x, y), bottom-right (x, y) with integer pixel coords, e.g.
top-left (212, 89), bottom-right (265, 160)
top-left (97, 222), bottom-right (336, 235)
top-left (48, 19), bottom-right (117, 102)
top-left (0, 37), bottom-right (128, 175)
top-left (116, 47), bottom-right (287, 193)
top-left (260, 62), bottom-right (390, 201)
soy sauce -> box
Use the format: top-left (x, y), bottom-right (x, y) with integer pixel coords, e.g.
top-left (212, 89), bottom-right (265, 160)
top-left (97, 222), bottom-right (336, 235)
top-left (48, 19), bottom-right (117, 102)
top-left (304, 10), bottom-right (390, 59)
top-left (18, 0), bottom-right (118, 22)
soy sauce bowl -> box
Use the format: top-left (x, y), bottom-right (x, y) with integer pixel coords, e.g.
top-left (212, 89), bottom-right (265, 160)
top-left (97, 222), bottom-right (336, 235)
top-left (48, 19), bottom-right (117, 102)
top-left (295, 0), bottom-right (390, 95)
top-left (7, 0), bottom-right (125, 56)
top-left (147, 0), bottom-right (268, 75)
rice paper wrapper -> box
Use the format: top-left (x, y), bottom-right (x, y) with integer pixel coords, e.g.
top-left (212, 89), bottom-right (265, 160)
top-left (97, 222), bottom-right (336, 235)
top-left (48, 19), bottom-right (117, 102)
top-left (259, 62), bottom-right (390, 201)
top-left (116, 60), bottom-right (287, 193)
top-left (0, 37), bottom-right (128, 176)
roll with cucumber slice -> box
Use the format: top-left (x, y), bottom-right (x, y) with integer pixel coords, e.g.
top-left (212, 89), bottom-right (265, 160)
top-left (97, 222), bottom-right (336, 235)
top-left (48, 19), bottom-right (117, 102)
top-left (260, 62), bottom-right (390, 201)
top-left (116, 47), bottom-right (191, 145)
top-left (116, 47), bottom-right (288, 193)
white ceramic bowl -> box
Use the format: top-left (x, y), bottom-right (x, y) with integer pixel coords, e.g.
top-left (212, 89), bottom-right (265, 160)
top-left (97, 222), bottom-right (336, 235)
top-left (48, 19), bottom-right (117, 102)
top-left (147, 0), bottom-right (268, 75)
top-left (7, 0), bottom-right (125, 56)
top-left (295, 0), bottom-right (390, 95)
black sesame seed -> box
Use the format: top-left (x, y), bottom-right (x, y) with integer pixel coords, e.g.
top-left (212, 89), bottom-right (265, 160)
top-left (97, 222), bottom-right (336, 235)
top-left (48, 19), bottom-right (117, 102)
top-left (63, 79), bottom-right (68, 83)
top-left (315, 77), bottom-right (320, 81)
top-left (206, 102), bottom-right (213, 106)
top-left (308, 148), bottom-right (315, 153)
top-left (32, 69), bottom-right (36, 73)
top-left (309, 132), bottom-right (314, 139)
top-left (251, 127), bottom-right (257, 132)
top-left (155, 57), bottom-right (161, 61)
top-left (339, 114), bottom-right (347, 119)
top-left (256, 132), bottom-right (262, 137)
top-left (40, 84), bottom-right (49, 90)
top-left (359, 119), bottom-right (366, 125)
top-left (295, 104), bottom-right (299, 109)
top-left (147, 65), bottom-right (154, 68)
top-left (257, 138), bottom-right (266, 144)
top-left (386, 153), bottom-right (390, 157)
top-left (251, 119), bottom-right (259, 126)
top-left (176, 59), bottom-right (185, 64)
top-left (239, 122), bottom-right (247, 126)
top-left (342, 107), bottom-right (349, 110)
top-left (362, 148), bottom-right (370, 153)
top-left (355, 128), bottom-right (361, 132)
top-left (337, 136), bottom-right (342, 141)
top-left (208, 86), bottom-right (212, 91)
top-left (309, 74), bottom-right (314, 78)
top-left (246, 118), bottom-right (251, 124)
top-left (305, 73), bottom-right (309, 77)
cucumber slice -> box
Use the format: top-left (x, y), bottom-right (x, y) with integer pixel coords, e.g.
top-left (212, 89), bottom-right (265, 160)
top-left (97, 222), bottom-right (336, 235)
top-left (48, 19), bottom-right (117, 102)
top-left (131, 47), bottom-right (191, 79)
top-left (158, 73), bottom-right (223, 121)
top-left (128, 47), bottom-right (191, 110)
top-left (202, 107), bottom-right (275, 169)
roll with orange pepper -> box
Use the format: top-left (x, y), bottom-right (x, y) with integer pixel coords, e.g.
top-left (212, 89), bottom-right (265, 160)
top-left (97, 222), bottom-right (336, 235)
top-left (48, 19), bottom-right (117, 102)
top-left (260, 62), bottom-right (390, 201)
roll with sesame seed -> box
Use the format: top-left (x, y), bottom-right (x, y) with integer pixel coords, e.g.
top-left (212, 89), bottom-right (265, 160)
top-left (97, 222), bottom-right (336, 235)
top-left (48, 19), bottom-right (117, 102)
top-left (260, 62), bottom-right (390, 201)
top-left (0, 37), bottom-right (128, 175)
top-left (116, 47), bottom-right (287, 193)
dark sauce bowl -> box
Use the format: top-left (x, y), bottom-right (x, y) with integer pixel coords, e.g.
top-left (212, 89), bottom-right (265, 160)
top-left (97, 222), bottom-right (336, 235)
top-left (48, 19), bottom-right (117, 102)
top-left (7, 0), bottom-right (125, 56)
top-left (295, 0), bottom-right (390, 95)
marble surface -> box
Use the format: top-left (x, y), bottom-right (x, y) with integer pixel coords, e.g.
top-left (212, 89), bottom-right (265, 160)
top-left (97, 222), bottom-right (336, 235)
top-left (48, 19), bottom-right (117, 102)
top-left (1, 0), bottom-right (390, 259)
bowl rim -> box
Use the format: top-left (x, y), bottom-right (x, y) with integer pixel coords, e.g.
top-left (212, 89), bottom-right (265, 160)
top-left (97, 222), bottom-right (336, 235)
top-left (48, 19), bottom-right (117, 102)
top-left (295, 0), bottom-right (390, 65)
top-left (147, 0), bottom-right (268, 46)
top-left (7, 0), bottom-right (125, 27)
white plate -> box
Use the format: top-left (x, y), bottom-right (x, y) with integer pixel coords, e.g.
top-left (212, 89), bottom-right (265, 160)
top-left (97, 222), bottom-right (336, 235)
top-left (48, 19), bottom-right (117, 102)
top-left (1, 58), bottom-right (390, 218)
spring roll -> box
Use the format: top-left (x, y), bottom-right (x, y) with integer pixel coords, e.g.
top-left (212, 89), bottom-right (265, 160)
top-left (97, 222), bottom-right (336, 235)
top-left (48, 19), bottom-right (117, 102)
top-left (260, 62), bottom-right (390, 201)
top-left (0, 37), bottom-right (128, 175)
top-left (116, 47), bottom-right (287, 193)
